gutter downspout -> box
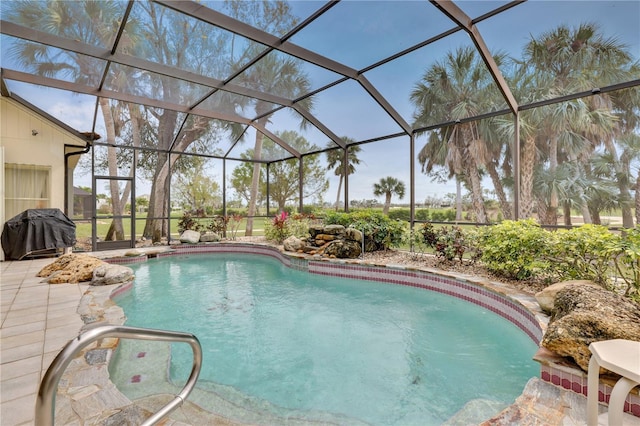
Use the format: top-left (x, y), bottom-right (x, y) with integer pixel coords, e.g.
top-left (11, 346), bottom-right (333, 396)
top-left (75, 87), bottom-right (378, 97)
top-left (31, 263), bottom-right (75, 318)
top-left (64, 141), bottom-right (92, 215)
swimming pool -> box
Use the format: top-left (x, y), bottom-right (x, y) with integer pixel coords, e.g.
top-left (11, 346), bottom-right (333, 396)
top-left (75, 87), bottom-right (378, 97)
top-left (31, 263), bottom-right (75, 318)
top-left (112, 252), bottom-right (538, 425)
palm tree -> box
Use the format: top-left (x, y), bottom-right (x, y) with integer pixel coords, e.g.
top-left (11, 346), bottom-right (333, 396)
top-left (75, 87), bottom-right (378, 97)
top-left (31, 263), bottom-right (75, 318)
top-left (522, 23), bottom-right (637, 226)
top-left (411, 47), bottom-right (507, 223)
top-left (6, 1), bottom-right (134, 240)
top-left (325, 139), bottom-right (362, 210)
top-left (373, 177), bottom-right (406, 215)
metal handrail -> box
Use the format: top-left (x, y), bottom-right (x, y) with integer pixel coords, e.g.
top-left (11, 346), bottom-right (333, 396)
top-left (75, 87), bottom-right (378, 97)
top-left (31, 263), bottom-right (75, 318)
top-left (35, 324), bottom-right (202, 426)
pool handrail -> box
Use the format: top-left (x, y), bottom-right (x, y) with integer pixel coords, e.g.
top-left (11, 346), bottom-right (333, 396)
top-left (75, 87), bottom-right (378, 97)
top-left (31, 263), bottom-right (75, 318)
top-left (35, 324), bottom-right (202, 426)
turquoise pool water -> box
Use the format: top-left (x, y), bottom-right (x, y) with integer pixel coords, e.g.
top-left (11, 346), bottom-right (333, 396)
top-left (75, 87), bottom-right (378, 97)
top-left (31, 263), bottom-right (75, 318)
top-left (114, 253), bottom-right (538, 425)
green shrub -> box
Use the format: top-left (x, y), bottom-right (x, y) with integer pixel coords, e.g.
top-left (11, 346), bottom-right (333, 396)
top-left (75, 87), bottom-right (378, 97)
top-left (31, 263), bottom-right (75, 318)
top-left (324, 210), bottom-right (407, 251)
top-left (388, 208), bottom-right (410, 221)
top-left (431, 211), bottom-right (444, 221)
top-left (477, 219), bottom-right (550, 280)
top-left (547, 224), bottom-right (618, 288)
top-left (288, 213), bottom-right (315, 238)
top-left (322, 210), bottom-right (351, 227)
top-left (301, 205), bottom-right (316, 215)
top-left (607, 226), bottom-right (640, 298)
top-left (430, 209), bottom-right (455, 222)
top-left (415, 209), bottom-right (430, 221)
top-left (407, 227), bottom-right (430, 257)
top-left (213, 208), bottom-right (243, 216)
top-left (386, 208), bottom-right (431, 222)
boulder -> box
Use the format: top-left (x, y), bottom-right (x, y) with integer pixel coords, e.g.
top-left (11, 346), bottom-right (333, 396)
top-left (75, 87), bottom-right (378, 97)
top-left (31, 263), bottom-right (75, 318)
top-left (541, 284), bottom-right (640, 371)
top-left (283, 236), bottom-right (305, 252)
top-left (323, 224), bottom-right (346, 236)
top-left (124, 249), bottom-right (143, 257)
top-left (37, 254), bottom-right (106, 284)
top-left (324, 240), bottom-right (362, 259)
top-left (535, 280), bottom-right (598, 314)
top-left (199, 232), bottom-right (220, 243)
top-left (91, 264), bottom-right (135, 286)
top-left (294, 224), bottom-right (364, 258)
top-left (308, 224), bottom-right (325, 237)
top-left (179, 230), bottom-right (201, 244)
top-left (345, 227), bottom-right (363, 243)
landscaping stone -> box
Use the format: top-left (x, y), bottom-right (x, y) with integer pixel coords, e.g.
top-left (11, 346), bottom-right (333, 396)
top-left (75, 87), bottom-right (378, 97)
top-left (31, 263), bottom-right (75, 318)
top-left (179, 230), bottom-right (201, 244)
top-left (485, 377), bottom-right (596, 425)
top-left (324, 239), bottom-right (362, 258)
top-left (541, 283), bottom-right (640, 371)
top-left (283, 236), bottom-right (305, 252)
top-left (85, 349), bottom-right (109, 365)
top-left (345, 227), bottom-right (363, 243)
top-left (288, 224), bottom-right (363, 259)
top-left (199, 232), bottom-right (221, 243)
top-left (37, 253), bottom-right (105, 284)
top-left (534, 280), bottom-right (598, 314)
top-left (124, 249), bottom-right (143, 257)
top-left (322, 224), bottom-right (346, 235)
top-left (101, 405), bottom-right (151, 426)
top-left (91, 264), bottom-right (135, 286)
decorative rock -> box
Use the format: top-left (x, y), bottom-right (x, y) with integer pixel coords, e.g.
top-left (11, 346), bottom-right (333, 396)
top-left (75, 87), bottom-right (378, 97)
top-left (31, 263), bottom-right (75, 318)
top-left (101, 406), bottom-right (151, 426)
top-left (535, 280), bottom-right (598, 314)
top-left (308, 224), bottom-right (324, 235)
top-left (91, 264), bottom-right (135, 286)
top-left (37, 254), bottom-right (106, 284)
top-left (85, 349), bottom-right (109, 365)
top-left (283, 236), bottom-right (305, 252)
top-left (179, 230), bottom-right (201, 244)
top-left (124, 249), bottom-right (143, 257)
top-left (345, 227), bottom-right (363, 243)
top-left (444, 399), bottom-right (507, 426)
top-left (323, 224), bottom-right (346, 235)
top-left (199, 232), bottom-right (220, 243)
top-left (541, 284), bottom-right (640, 371)
top-left (324, 240), bottom-right (362, 258)
top-left (485, 377), bottom-right (593, 425)
top-left (289, 224), bottom-right (363, 258)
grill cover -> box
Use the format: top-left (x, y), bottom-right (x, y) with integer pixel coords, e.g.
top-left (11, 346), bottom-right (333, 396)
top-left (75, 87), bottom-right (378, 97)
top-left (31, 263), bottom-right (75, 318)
top-left (1, 209), bottom-right (76, 260)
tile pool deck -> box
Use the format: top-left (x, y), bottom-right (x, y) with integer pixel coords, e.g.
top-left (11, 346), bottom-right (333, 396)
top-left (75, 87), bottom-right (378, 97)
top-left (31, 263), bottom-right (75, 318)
top-left (1, 257), bottom-right (88, 425)
top-left (1, 247), bottom-right (638, 425)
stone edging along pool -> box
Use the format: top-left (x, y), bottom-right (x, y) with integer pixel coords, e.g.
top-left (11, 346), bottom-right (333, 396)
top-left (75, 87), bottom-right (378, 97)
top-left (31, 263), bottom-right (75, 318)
top-left (67, 241), bottom-right (638, 423)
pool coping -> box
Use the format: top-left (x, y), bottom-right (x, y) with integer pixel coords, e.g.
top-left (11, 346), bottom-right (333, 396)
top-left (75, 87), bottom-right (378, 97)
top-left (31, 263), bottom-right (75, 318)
top-left (57, 241), bottom-right (639, 423)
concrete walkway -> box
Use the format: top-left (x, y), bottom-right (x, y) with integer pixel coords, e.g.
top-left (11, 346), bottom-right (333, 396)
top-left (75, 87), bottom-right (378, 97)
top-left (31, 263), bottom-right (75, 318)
top-left (1, 258), bottom-right (88, 425)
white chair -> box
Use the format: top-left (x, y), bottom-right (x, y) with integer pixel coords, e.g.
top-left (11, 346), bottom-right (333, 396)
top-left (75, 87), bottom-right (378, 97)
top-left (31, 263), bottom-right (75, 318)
top-left (587, 339), bottom-right (640, 426)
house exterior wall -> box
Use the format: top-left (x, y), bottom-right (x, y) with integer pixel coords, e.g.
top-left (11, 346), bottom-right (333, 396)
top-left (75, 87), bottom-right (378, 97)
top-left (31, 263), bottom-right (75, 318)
top-left (1, 96), bottom-right (86, 260)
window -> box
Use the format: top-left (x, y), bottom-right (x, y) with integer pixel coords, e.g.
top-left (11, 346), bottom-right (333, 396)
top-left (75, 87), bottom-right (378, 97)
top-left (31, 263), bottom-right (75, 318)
top-left (4, 163), bottom-right (51, 219)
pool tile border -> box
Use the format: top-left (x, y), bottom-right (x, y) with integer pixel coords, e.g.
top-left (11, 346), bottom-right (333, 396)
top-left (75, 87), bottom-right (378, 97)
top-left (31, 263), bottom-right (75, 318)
top-left (103, 242), bottom-right (639, 418)
top-left (308, 260), bottom-right (543, 344)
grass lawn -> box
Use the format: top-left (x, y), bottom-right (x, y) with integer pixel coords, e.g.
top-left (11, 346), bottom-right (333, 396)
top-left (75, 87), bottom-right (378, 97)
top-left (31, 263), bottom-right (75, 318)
top-left (73, 214), bottom-right (267, 239)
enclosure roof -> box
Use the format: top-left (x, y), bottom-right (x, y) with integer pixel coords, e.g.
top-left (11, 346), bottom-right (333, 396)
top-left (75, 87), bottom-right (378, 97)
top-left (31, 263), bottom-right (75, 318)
top-left (1, 0), bottom-right (639, 163)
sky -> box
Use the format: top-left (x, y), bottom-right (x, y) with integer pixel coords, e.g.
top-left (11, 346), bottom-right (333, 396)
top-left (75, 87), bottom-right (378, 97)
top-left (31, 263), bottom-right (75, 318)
top-left (2, 0), bottom-right (639, 206)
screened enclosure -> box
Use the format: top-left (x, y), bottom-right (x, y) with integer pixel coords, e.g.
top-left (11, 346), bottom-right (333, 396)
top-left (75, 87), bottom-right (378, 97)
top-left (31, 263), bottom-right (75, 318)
top-left (1, 0), bottom-right (639, 249)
